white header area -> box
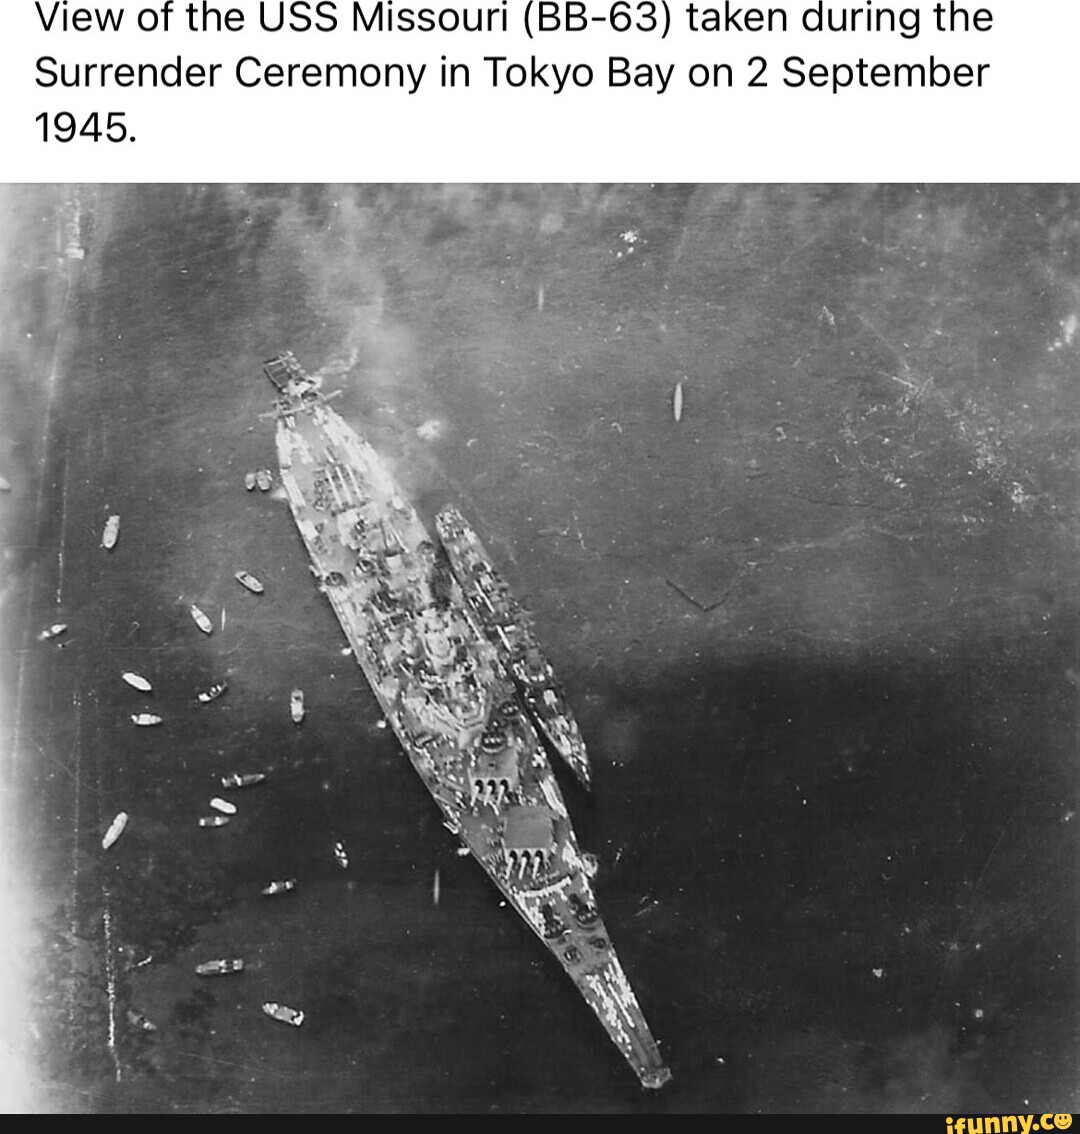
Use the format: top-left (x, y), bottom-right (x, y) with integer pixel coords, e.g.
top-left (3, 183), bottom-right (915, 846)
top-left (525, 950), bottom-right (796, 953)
top-left (1, 0), bottom-right (1077, 181)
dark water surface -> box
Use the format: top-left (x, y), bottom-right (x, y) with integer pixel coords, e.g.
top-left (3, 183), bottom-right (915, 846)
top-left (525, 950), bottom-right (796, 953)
top-left (1, 185), bottom-right (1077, 1112)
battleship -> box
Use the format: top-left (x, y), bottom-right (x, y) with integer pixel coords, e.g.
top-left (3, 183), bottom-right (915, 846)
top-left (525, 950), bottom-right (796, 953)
top-left (263, 351), bottom-right (671, 1090)
top-left (435, 505), bottom-right (593, 791)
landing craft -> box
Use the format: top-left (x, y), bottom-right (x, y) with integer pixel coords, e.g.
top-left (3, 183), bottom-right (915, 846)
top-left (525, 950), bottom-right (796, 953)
top-left (262, 879), bottom-right (297, 896)
top-left (234, 570), bottom-right (265, 594)
top-left (262, 1001), bottom-right (304, 1027)
top-left (190, 604), bottom-right (213, 634)
top-left (673, 380), bottom-right (684, 423)
top-left (102, 514), bottom-right (120, 549)
top-left (196, 958), bottom-right (244, 976)
top-left (221, 772), bottom-right (265, 788)
top-left (198, 680), bottom-right (228, 703)
top-left (102, 811), bottom-right (128, 849)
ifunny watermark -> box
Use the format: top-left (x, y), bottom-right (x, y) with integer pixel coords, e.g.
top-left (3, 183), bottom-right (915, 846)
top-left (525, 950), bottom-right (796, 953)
top-left (946, 1117), bottom-right (1073, 1134)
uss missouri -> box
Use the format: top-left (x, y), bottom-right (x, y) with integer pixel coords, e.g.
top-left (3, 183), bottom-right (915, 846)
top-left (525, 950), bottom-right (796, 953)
top-left (263, 351), bottom-right (670, 1089)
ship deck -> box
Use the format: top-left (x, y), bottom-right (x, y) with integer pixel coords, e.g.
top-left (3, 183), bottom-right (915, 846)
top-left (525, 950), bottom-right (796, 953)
top-left (267, 361), bottom-right (669, 1088)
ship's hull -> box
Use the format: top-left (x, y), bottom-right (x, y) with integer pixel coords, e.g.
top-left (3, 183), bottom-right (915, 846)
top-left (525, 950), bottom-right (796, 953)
top-left (264, 353), bottom-right (670, 1089)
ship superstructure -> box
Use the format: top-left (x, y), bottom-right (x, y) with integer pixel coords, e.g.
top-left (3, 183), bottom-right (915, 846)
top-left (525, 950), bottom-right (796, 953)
top-left (263, 352), bottom-right (670, 1089)
top-left (436, 505), bottom-right (592, 791)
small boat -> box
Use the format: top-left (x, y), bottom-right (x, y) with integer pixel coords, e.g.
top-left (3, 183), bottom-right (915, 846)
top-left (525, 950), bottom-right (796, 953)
top-left (102, 811), bottom-right (128, 849)
top-left (209, 797), bottom-right (237, 815)
top-left (290, 688), bottom-right (305, 724)
top-left (332, 841), bottom-right (349, 870)
top-left (102, 514), bottom-right (120, 550)
top-left (198, 815), bottom-right (230, 828)
top-left (198, 680), bottom-right (228, 703)
top-left (195, 958), bottom-right (244, 976)
top-left (244, 471), bottom-right (256, 491)
top-left (38, 622), bottom-right (68, 641)
top-left (673, 380), bottom-right (684, 423)
top-left (234, 570), bottom-right (264, 594)
top-left (190, 604), bottom-right (213, 634)
top-left (262, 1001), bottom-right (304, 1027)
top-left (221, 772), bottom-right (265, 789)
top-left (432, 868), bottom-right (441, 907)
top-left (131, 713), bottom-right (162, 727)
top-left (126, 1009), bottom-right (157, 1033)
top-left (261, 879), bottom-right (296, 896)
top-left (121, 671), bottom-right (152, 693)
top-left (256, 468), bottom-right (272, 492)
